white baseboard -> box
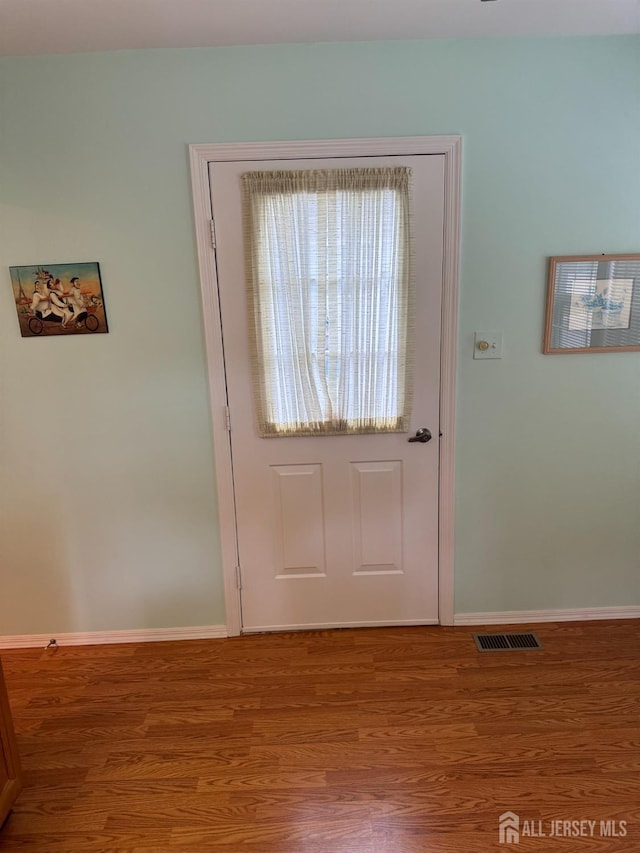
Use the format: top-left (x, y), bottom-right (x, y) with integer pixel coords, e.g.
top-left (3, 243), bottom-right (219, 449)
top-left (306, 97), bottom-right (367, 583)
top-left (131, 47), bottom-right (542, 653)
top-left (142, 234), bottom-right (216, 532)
top-left (0, 625), bottom-right (228, 650)
top-left (454, 606), bottom-right (640, 626)
top-left (3, 609), bottom-right (637, 646)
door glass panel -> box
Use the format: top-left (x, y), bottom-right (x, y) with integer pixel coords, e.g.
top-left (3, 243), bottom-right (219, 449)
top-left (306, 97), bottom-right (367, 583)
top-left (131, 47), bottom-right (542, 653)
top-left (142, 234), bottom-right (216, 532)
top-left (242, 167), bottom-right (414, 436)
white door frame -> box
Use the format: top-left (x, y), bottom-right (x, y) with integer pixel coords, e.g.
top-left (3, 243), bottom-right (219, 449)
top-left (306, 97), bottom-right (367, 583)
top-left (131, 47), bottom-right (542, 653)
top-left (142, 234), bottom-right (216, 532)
top-left (189, 136), bottom-right (462, 636)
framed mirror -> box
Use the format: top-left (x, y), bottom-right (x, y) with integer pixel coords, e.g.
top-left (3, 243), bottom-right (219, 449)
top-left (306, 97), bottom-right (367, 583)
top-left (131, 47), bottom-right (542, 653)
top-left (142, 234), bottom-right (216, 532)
top-left (543, 254), bottom-right (640, 354)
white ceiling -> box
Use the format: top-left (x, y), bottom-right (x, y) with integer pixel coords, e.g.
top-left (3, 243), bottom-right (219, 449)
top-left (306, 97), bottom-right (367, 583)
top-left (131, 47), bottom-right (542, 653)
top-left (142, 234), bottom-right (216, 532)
top-left (0, 0), bottom-right (639, 57)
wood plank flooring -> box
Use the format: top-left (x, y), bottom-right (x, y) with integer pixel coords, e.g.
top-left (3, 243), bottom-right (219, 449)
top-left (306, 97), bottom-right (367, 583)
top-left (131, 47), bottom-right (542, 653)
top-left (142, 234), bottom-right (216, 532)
top-left (0, 620), bottom-right (639, 851)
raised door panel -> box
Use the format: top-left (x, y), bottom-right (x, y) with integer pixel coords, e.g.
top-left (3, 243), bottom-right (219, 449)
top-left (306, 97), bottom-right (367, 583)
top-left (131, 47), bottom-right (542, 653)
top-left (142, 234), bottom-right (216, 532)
top-left (351, 460), bottom-right (403, 575)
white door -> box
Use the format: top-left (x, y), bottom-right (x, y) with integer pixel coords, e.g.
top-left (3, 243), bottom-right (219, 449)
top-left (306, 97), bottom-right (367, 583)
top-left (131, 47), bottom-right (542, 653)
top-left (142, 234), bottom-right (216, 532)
top-left (209, 155), bottom-right (444, 631)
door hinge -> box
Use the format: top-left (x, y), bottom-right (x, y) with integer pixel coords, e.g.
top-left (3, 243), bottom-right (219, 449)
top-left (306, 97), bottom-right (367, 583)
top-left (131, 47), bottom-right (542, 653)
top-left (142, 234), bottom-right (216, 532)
top-left (235, 564), bottom-right (243, 590)
top-left (209, 218), bottom-right (217, 249)
top-left (224, 405), bottom-right (231, 431)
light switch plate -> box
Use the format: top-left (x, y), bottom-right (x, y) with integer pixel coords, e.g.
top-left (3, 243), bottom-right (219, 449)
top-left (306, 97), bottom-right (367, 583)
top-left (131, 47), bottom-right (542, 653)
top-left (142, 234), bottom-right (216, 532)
top-left (474, 331), bottom-right (503, 359)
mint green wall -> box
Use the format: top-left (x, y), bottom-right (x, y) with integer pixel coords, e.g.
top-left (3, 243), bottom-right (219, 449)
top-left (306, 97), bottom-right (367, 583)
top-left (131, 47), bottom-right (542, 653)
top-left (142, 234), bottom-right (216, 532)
top-left (1, 37), bottom-right (638, 634)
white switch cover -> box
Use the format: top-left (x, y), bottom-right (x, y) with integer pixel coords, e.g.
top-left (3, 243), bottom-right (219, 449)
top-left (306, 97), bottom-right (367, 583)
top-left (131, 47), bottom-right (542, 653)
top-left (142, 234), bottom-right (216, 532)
top-left (474, 331), bottom-right (503, 359)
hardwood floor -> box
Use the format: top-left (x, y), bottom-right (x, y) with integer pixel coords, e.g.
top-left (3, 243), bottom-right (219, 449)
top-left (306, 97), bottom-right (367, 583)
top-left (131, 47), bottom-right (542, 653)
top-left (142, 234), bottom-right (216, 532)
top-left (0, 620), bottom-right (638, 851)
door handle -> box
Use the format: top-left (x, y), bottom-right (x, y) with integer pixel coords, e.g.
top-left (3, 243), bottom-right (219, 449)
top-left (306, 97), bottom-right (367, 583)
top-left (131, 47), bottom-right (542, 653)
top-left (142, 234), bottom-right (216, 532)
top-left (408, 427), bottom-right (432, 444)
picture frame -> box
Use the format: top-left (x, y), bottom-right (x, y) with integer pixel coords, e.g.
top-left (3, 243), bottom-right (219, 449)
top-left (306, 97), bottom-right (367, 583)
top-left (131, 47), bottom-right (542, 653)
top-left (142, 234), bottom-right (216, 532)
top-left (543, 254), bottom-right (640, 354)
top-left (9, 262), bottom-right (109, 338)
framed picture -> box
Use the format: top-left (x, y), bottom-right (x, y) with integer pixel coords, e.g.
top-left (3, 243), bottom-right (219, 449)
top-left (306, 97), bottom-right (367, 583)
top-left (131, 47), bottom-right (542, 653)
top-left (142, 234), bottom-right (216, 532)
top-left (543, 254), bottom-right (640, 354)
top-left (10, 262), bottom-right (108, 338)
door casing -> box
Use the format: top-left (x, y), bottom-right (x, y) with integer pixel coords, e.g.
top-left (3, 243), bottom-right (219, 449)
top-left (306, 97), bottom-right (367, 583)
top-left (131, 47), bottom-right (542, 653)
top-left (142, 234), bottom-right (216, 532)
top-left (189, 136), bottom-right (462, 636)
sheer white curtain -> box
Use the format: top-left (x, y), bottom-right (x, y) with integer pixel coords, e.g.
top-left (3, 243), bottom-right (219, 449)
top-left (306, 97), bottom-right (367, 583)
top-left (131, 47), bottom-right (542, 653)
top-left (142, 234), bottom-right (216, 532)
top-left (242, 168), bottom-right (414, 437)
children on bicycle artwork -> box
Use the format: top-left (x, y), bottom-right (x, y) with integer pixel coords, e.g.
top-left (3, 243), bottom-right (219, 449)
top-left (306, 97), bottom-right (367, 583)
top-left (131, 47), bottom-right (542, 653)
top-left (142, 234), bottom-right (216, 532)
top-left (10, 262), bottom-right (109, 337)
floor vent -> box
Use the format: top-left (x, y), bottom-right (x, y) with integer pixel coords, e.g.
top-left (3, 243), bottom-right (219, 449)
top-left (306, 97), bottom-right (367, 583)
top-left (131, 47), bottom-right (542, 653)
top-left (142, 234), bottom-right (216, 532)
top-left (473, 632), bottom-right (543, 652)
